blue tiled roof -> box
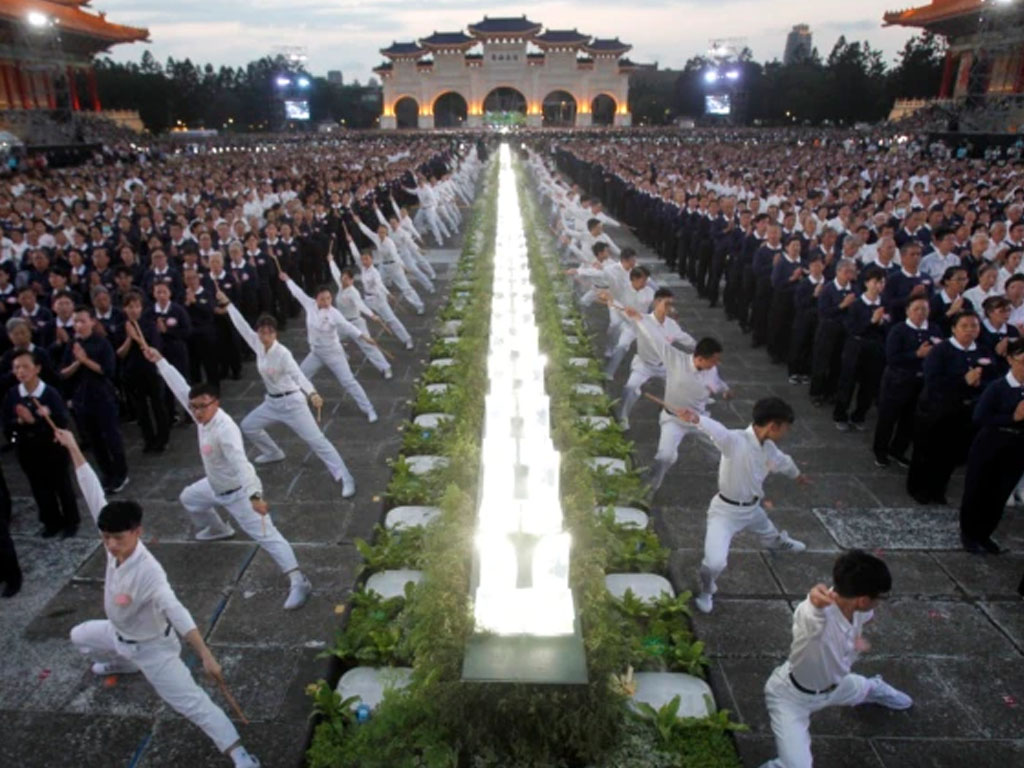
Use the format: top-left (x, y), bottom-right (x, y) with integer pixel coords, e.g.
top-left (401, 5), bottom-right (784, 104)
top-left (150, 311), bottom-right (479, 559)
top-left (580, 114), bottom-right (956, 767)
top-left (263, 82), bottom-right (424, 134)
top-left (586, 38), bottom-right (631, 52)
top-left (468, 16), bottom-right (542, 34)
top-left (420, 32), bottom-right (475, 46)
top-left (535, 30), bottom-right (590, 45)
top-left (380, 42), bottom-right (425, 56)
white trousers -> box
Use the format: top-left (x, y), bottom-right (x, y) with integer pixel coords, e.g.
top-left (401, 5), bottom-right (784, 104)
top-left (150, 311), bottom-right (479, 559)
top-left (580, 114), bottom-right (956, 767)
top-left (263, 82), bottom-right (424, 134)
top-left (382, 263), bottom-right (424, 312)
top-left (414, 207), bottom-right (448, 246)
top-left (180, 479), bottom-right (299, 573)
top-left (348, 317), bottom-right (392, 373)
top-left (761, 662), bottom-right (872, 768)
top-left (655, 410), bottom-right (701, 464)
top-left (700, 495), bottom-right (784, 595)
top-left (620, 357), bottom-right (665, 420)
top-left (367, 294), bottom-right (412, 345)
top-left (606, 324), bottom-right (637, 378)
top-left (300, 347), bottom-right (374, 416)
top-left (402, 258), bottom-right (435, 294)
top-left (240, 393), bottom-right (354, 484)
top-left (70, 619), bottom-right (239, 752)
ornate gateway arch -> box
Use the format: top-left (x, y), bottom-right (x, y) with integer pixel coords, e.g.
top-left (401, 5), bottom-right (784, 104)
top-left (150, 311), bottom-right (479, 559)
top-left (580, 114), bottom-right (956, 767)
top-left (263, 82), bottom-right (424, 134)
top-left (375, 15), bottom-right (634, 129)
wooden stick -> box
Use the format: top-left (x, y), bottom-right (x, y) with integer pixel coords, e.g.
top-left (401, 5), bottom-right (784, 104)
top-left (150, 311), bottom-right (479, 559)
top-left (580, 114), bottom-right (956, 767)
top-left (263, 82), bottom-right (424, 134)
top-left (268, 251), bottom-right (284, 275)
top-left (216, 677), bottom-right (250, 725)
top-left (30, 397), bottom-right (59, 432)
top-left (642, 391), bottom-right (671, 411)
top-left (128, 319), bottom-right (150, 352)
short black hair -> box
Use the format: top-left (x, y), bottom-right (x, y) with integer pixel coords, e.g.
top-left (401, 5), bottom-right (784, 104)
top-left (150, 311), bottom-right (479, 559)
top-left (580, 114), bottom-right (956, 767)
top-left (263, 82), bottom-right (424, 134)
top-left (592, 241), bottom-right (609, 256)
top-left (950, 309), bottom-right (979, 328)
top-left (97, 500), bottom-right (143, 533)
top-left (628, 266), bottom-right (647, 280)
top-left (340, 267), bottom-right (355, 280)
top-left (941, 266), bottom-right (966, 284)
top-left (315, 283), bottom-right (336, 297)
top-left (10, 348), bottom-right (42, 367)
top-left (861, 265), bottom-right (887, 285)
top-left (188, 381), bottom-right (220, 400)
top-left (832, 550), bottom-right (892, 599)
top-left (587, 217), bottom-right (601, 231)
top-left (653, 287), bottom-right (674, 301)
top-left (693, 337), bottom-right (723, 359)
top-left (1006, 337), bottom-right (1024, 358)
top-left (620, 247), bottom-right (637, 261)
top-left (255, 313), bottom-right (278, 331)
top-left (752, 396), bottom-right (796, 427)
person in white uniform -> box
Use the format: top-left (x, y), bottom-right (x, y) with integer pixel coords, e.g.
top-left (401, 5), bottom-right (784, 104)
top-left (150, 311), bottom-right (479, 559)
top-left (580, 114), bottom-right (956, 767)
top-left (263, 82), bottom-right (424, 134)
top-left (616, 289), bottom-right (695, 428)
top-left (372, 203), bottom-right (435, 294)
top-left (346, 233), bottom-right (414, 350)
top-left (622, 306), bottom-right (730, 493)
top-left (54, 429), bottom-right (261, 768)
top-left (326, 257), bottom-right (393, 378)
top-left (675, 398), bottom-right (808, 614)
top-left (143, 344), bottom-right (312, 610)
top-left (403, 175), bottom-right (450, 246)
top-left (216, 294), bottom-right (358, 496)
top-left (603, 264), bottom-right (657, 379)
top-left (761, 551), bottom-right (912, 768)
top-left (279, 272), bottom-right (377, 422)
top-left (353, 215), bottom-right (425, 315)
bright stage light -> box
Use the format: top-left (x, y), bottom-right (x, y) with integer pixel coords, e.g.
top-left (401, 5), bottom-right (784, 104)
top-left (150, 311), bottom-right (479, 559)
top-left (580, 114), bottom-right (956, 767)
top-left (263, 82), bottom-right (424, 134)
top-left (704, 70), bottom-right (719, 83)
top-left (726, 69), bottom-right (740, 80)
top-left (27, 11), bottom-right (48, 27)
top-left (275, 76), bottom-right (291, 87)
top-left (297, 77), bottom-right (311, 88)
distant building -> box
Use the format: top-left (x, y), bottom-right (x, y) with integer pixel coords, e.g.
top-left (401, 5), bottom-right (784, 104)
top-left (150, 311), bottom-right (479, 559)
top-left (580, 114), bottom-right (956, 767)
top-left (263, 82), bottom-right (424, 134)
top-left (327, 70), bottom-right (343, 84)
top-left (783, 24), bottom-right (812, 65)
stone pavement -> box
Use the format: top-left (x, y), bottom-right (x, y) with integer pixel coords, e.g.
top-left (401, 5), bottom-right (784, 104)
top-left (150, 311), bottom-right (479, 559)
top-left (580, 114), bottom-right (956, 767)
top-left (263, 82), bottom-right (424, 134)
top-left (0, 244), bottom-right (460, 768)
top-left (584, 229), bottom-right (1024, 767)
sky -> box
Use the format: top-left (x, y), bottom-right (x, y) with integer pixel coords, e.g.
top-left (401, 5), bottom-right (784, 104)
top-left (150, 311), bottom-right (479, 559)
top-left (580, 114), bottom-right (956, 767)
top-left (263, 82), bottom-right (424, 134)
top-left (95, 0), bottom-right (922, 83)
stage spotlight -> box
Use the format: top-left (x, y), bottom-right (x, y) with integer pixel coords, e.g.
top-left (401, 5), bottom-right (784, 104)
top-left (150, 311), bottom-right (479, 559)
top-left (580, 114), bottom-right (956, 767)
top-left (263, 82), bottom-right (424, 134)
top-left (297, 77), bottom-right (311, 88)
top-left (726, 69), bottom-right (740, 80)
top-left (27, 11), bottom-right (48, 27)
top-left (704, 70), bottom-right (719, 83)
top-left (275, 76), bottom-right (291, 87)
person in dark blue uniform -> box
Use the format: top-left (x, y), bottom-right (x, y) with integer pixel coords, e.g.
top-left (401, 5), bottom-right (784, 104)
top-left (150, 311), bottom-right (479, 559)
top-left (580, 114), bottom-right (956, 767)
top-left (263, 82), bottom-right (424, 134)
top-left (767, 236), bottom-right (805, 364)
top-left (751, 223), bottom-right (784, 349)
top-left (978, 295), bottom-right (1021, 377)
top-left (928, 266), bottom-right (972, 338)
top-left (907, 311), bottom-right (992, 505)
top-left (882, 241), bottom-right (933, 324)
top-left (809, 258), bottom-right (858, 405)
top-left (786, 253), bottom-right (825, 384)
top-left (959, 338), bottom-right (1024, 554)
top-left (872, 295), bottom-right (937, 467)
top-left (833, 267), bottom-right (890, 430)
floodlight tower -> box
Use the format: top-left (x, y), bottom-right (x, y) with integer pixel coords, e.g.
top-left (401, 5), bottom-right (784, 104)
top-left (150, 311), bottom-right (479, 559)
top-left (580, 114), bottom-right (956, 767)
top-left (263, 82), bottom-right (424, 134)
top-left (702, 37), bottom-right (747, 125)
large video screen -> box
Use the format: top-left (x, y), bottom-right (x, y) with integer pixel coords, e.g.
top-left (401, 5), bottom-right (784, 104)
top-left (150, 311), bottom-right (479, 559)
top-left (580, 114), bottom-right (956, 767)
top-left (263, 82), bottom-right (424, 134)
top-left (285, 100), bottom-right (310, 120)
top-left (705, 94), bottom-right (731, 116)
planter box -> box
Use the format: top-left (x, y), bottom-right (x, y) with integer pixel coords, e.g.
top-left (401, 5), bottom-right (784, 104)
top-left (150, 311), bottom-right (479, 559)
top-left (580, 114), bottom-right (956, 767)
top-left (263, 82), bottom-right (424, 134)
top-left (425, 384), bottom-right (449, 394)
top-left (568, 357), bottom-right (595, 368)
top-left (441, 320), bottom-right (462, 335)
top-left (629, 672), bottom-right (715, 719)
top-left (596, 506), bottom-right (649, 529)
top-left (605, 573), bottom-right (675, 603)
top-left (365, 569), bottom-right (424, 599)
top-left (405, 455), bottom-right (451, 475)
top-left (335, 666), bottom-right (413, 710)
top-left (580, 415), bottom-right (613, 429)
top-left (413, 413), bottom-right (453, 429)
top-left (385, 506), bottom-right (441, 530)
top-left (573, 383), bottom-right (603, 396)
top-left (430, 358), bottom-right (455, 368)
top-left (585, 457), bottom-right (627, 474)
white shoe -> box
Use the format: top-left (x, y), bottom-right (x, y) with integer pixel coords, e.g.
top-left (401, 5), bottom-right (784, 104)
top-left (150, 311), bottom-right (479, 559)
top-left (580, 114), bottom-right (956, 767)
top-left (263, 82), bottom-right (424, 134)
top-left (91, 660), bottom-right (139, 676)
top-left (195, 521), bottom-right (235, 541)
top-left (416, 307), bottom-right (425, 316)
top-left (253, 450), bottom-right (286, 464)
top-left (405, 340), bottom-right (414, 350)
top-left (284, 575), bottom-right (312, 610)
top-left (694, 592), bottom-right (713, 614)
top-left (383, 369), bottom-right (393, 380)
top-left (620, 416), bottom-right (630, 431)
top-left (769, 531), bottom-right (806, 553)
top-left (367, 410), bottom-right (379, 424)
top-left (864, 676), bottom-right (913, 710)
top-left (232, 749), bottom-right (261, 768)
top-left (341, 477), bottom-right (356, 498)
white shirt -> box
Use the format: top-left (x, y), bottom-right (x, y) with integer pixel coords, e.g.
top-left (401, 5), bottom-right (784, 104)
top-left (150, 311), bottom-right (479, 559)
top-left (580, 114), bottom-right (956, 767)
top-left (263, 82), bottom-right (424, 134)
top-left (787, 595), bottom-right (873, 691)
top-left (964, 284), bottom-right (998, 310)
top-left (157, 358), bottom-right (261, 497)
top-left (226, 304), bottom-right (314, 396)
top-left (695, 413), bottom-right (800, 503)
top-left (919, 250), bottom-right (960, 282)
top-left (635, 313), bottom-right (696, 365)
top-left (329, 261), bottom-right (375, 320)
top-left (634, 314), bottom-right (726, 413)
top-left (285, 278), bottom-right (361, 350)
top-left (76, 462), bottom-right (197, 642)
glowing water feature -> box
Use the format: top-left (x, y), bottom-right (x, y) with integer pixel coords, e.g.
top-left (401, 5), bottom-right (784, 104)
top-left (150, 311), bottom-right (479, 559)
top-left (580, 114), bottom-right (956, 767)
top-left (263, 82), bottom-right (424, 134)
top-left (471, 144), bottom-right (576, 638)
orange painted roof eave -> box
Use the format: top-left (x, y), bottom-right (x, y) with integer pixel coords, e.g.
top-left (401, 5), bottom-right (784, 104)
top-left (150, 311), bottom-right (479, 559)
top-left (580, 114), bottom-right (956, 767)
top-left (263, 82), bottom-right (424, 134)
top-left (0, 0), bottom-right (149, 43)
top-left (883, 0), bottom-right (984, 28)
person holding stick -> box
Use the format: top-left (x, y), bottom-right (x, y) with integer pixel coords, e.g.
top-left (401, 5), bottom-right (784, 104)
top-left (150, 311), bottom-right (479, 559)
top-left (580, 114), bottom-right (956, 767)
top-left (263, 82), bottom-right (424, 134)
top-left (278, 269), bottom-right (379, 423)
top-left (353, 213), bottom-right (425, 315)
top-left (673, 398), bottom-right (809, 614)
top-left (620, 305), bottom-right (730, 494)
top-left (345, 227), bottom-right (414, 350)
top-left (327, 256), bottom-right (394, 379)
top-left (139, 338), bottom-right (313, 610)
top-left (214, 288), bottom-right (358, 497)
top-left (53, 428), bottom-right (263, 768)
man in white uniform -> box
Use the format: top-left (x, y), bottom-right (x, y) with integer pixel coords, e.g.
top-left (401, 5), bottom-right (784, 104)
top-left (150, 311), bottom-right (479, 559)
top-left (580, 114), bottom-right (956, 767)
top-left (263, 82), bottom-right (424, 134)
top-left (144, 344), bottom-right (312, 610)
top-left (615, 289), bottom-right (695, 428)
top-left (55, 429), bottom-right (261, 768)
top-left (218, 295), bottom-right (358, 497)
top-left (353, 215), bottom-right (425, 314)
top-left (403, 174), bottom-right (449, 246)
top-left (326, 257), bottom-right (393, 378)
top-left (675, 398), bottom-right (808, 614)
top-left (280, 272), bottom-right (378, 422)
top-left (761, 551), bottom-right (912, 768)
top-left (346, 235), bottom-right (414, 350)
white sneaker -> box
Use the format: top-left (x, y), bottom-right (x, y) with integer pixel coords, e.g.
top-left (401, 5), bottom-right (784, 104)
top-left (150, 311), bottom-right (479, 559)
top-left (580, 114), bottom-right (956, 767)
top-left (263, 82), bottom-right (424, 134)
top-left (864, 676), bottom-right (913, 710)
top-left (253, 450), bottom-right (286, 464)
top-left (383, 369), bottom-right (394, 380)
top-left (91, 660), bottom-right (139, 676)
top-left (405, 340), bottom-right (414, 350)
top-left (620, 416), bottom-right (630, 431)
top-left (231, 747), bottom-right (261, 768)
top-left (367, 410), bottom-right (379, 424)
top-left (195, 521), bottom-right (236, 541)
top-left (769, 531), bottom-right (806, 553)
top-left (341, 477), bottom-right (356, 498)
top-left (284, 575), bottom-right (312, 610)
top-left (416, 307), bottom-right (425, 316)
top-left (694, 592), bottom-right (713, 614)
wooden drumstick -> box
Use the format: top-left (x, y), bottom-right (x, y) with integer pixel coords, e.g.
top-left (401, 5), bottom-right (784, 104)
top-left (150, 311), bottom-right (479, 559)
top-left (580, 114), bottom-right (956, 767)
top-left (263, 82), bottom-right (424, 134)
top-left (30, 397), bottom-right (58, 432)
top-left (216, 677), bottom-right (250, 725)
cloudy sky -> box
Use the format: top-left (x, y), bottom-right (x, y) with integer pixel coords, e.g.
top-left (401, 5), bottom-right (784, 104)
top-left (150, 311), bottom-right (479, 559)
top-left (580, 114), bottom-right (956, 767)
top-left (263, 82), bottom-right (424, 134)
top-left (96, 0), bottom-right (921, 83)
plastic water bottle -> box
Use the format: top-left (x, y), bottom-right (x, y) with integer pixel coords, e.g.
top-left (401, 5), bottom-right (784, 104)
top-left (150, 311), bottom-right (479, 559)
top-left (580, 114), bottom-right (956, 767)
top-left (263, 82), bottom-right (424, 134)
top-left (355, 703), bottom-right (371, 723)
